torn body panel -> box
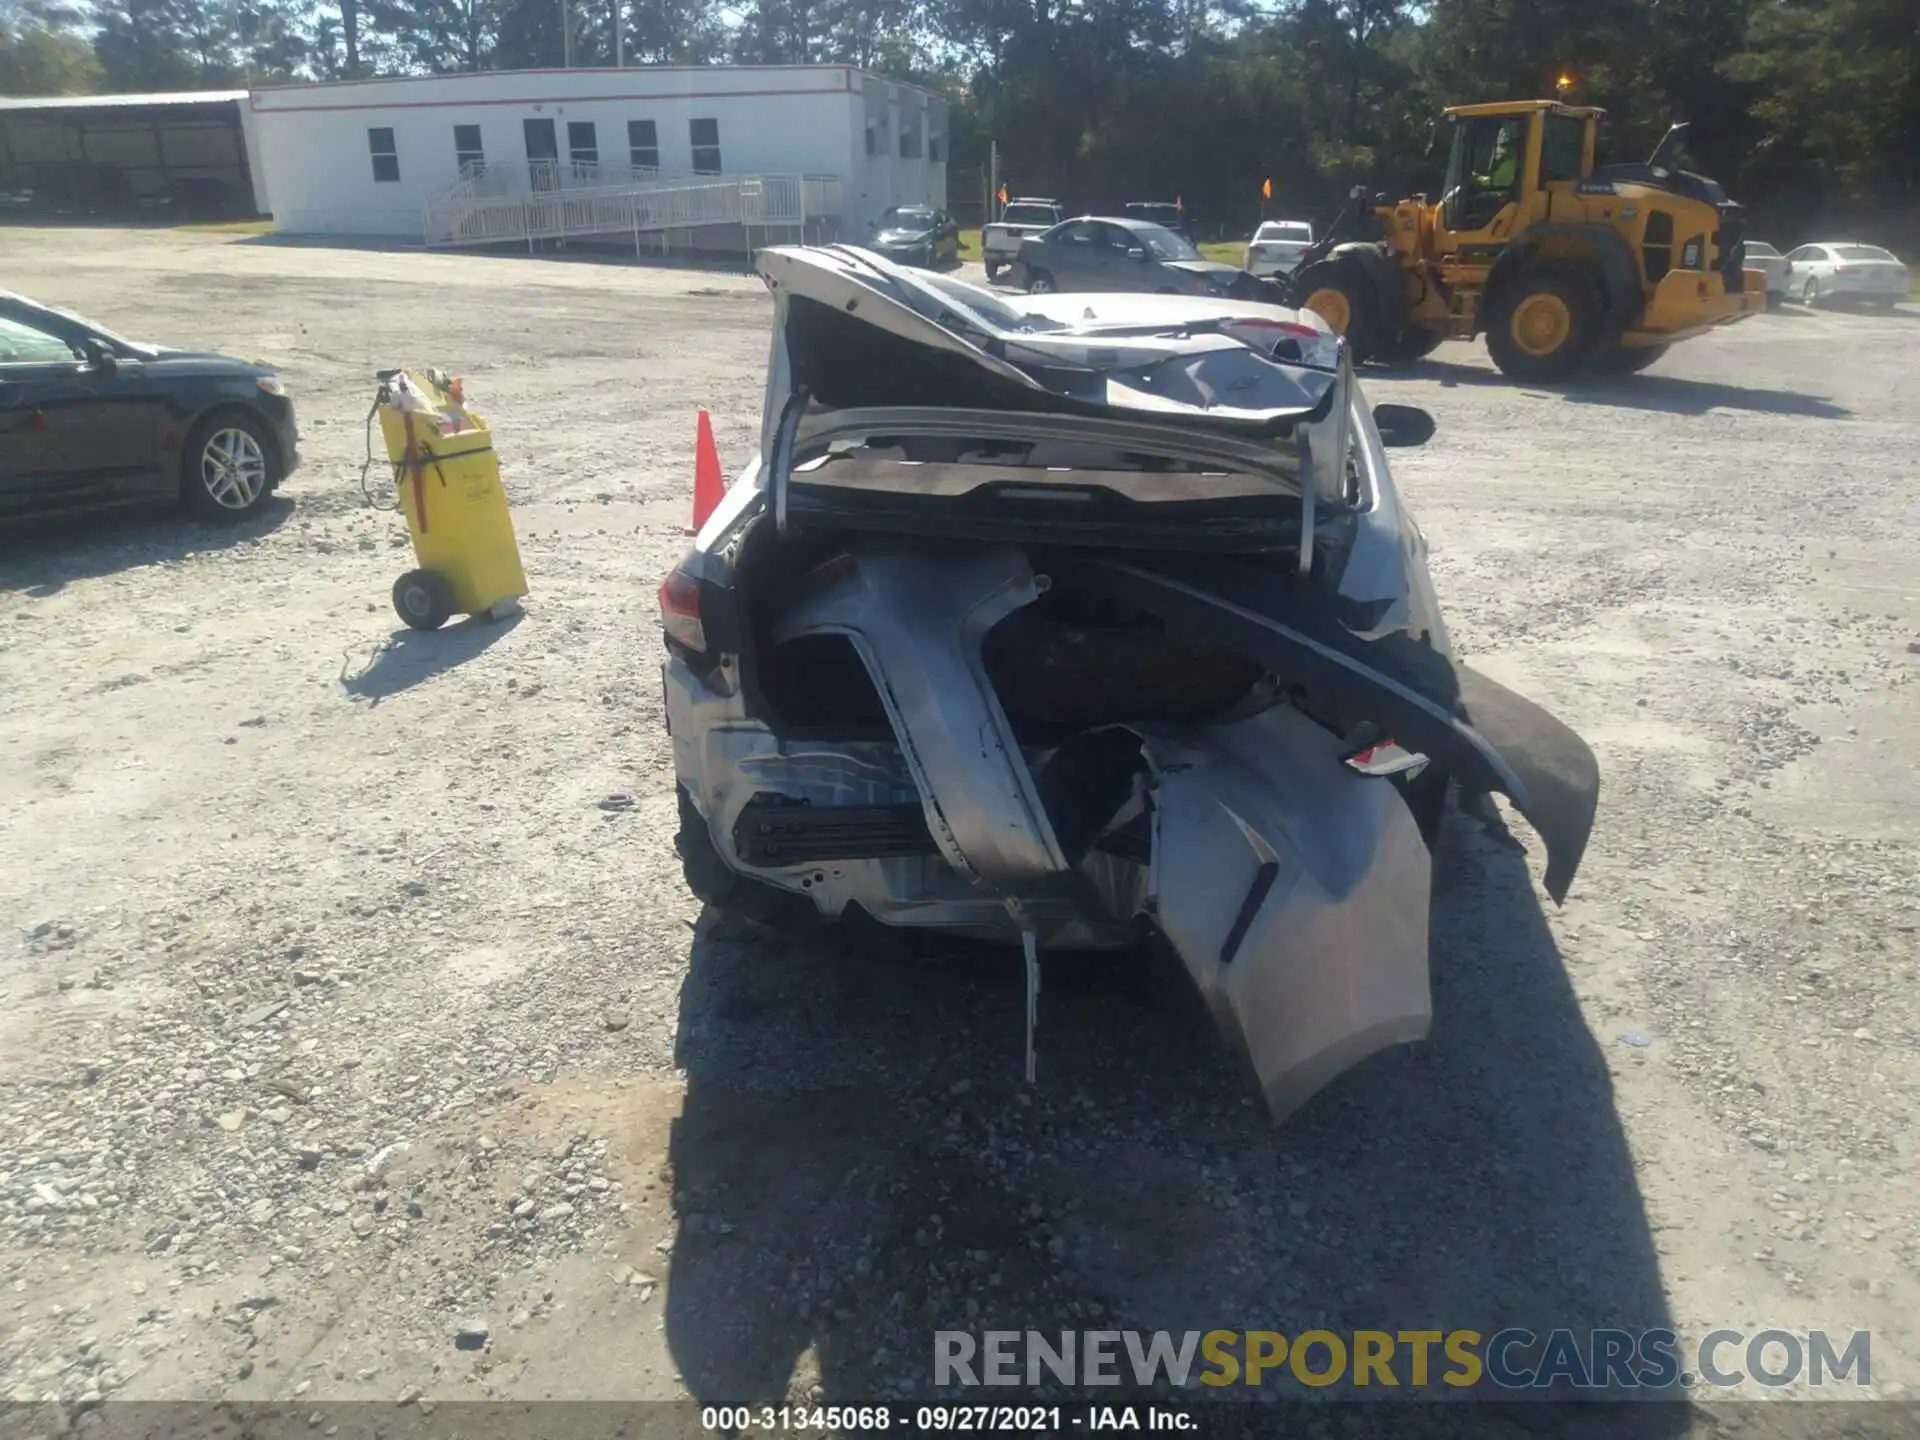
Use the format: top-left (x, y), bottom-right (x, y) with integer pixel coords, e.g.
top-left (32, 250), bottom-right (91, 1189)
top-left (1145, 704), bottom-right (1432, 1120)
top-left (768, 542), bottom-right (1068, 887)
top-left (1058, 554), bottom-right (1600, 902)
top-left (674, 542), bottom-right (1434, 1119)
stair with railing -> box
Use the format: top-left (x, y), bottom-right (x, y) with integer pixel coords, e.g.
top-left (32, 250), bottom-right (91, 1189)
top-left (422, 159), bottom-right (842, 252)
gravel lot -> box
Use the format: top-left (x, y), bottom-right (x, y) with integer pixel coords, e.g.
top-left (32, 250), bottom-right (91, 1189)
top-left (1, 229), bottom-right (1915, 1431)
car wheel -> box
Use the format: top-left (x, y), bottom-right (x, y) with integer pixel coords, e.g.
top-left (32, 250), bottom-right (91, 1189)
top-left (1765, 290), bottom-right (1784, 311)
top-left (984, 260), bottom-right (1003, 281)
top-left (675, 784), bottom-right (816, 933)
top-left (392, 568), bottom-right (455, 631)
top-left (1802, 278), bottom-right (1820, 307)
top-left (182, 411), bottom-right (278, 521)
top-left (1026, 269), bottom-right (1056, 294)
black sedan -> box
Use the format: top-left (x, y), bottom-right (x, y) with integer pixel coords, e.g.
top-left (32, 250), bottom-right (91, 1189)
top-left (0, 291), bottom-right (299, 523)
top-left (862, 205), bottom-right (962, 268)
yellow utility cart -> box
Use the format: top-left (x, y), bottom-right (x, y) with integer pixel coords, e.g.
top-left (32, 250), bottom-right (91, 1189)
top-left (374, 368), bottom-right (528, 631)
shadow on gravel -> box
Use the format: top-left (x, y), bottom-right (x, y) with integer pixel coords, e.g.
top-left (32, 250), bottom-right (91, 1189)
top-left (0, 497), bottom-right (294, 596)
top-left (660, 811), bottom-right (1683, 1436)
top-left (1421, 359), bottom-right (1851, 420)
top-left (337, 610), bottom-right (522, 703)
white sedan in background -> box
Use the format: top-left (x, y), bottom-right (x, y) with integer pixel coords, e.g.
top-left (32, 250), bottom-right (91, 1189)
top-left (1743, 241), bottom-right (1792, 306)
top-left (1245, 220), bottom-right (1314, 278)
top-left (1785, 243), bottom-right (1910, 310)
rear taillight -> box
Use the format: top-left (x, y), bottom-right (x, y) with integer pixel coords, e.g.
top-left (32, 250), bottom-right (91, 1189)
top-left (658, 568), bottom-right (707, 652)
top-left (1342, 737), bottom-right (1430, 779)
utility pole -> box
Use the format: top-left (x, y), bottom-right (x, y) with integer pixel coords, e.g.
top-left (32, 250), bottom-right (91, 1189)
top-left (614, 0), bottom-right (624, 66)
top-left (988, 140), bottom-right (999, 220)
top-left (560, 0), bottom-right (572, 67)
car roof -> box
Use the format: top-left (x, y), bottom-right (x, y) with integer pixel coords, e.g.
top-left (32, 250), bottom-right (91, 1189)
top-left (1069, 215), bottom-right (1167, 233)
top-left (1007, 197), bottom-right (1060, 206)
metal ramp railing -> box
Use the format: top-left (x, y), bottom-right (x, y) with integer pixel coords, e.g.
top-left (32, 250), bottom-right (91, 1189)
top-left (422, 160), bottom-right (842, 253)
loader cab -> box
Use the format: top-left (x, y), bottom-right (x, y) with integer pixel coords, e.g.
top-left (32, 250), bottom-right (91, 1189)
top-left (1435, 103), bottom-right (1600, 249)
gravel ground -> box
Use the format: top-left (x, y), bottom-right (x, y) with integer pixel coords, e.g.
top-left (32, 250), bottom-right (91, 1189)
top-left (0, 230), bottom-right (1915, 1433)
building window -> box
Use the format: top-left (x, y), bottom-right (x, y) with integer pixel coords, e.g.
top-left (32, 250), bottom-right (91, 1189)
top-left (690, 117), bottom-right (721, 174)
top-left (453, 124), bottom-right (484, 173)
top-left (628, 119), bottom-right (658, 171)
top-left (928, 132), bottom-right (945, 163)
top-left (899, 123), bottom-right (921, 160)
top-left (568, 121), bottom-right (598, 169)
top-left (368, 127), bottom-right (399, 183)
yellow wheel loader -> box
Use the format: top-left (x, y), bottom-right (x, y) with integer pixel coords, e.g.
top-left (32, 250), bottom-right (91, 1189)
top-left (1283, 102), bottom-right (1768, 380)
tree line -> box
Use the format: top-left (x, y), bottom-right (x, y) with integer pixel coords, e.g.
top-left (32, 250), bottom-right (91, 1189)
top-left (3, 0), bottom-right (1915, 243)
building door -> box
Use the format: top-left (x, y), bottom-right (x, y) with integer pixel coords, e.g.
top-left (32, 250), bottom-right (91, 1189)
top-left (524, 118), bottom-right (558, 191)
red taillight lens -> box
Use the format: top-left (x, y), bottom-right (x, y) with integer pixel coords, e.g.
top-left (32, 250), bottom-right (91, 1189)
top-left (1342, 737), bottom-right (1430, 779)
top-left (658, 569), bottom-right (707, 652)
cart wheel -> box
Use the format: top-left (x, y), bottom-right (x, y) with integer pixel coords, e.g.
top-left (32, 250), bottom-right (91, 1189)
top-left (392, 569), bottom-right (455, 631)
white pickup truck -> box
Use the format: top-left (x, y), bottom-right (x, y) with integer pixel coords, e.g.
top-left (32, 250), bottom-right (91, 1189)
top-left (981, 199), bottom-right (1065, 281)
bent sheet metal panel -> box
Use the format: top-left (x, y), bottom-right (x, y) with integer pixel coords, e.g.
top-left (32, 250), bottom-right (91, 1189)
top-left (1145, 704), bottom-right (1433, 1121)
top-left (765, 542), bottom-right (1430, 1119)
top-left (769, 542), bottom-right (1070, 886)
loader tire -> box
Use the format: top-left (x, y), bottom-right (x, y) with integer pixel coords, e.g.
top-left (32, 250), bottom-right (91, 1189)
top-left (1375, 327), bottom-right (1447, 368)
top-left (1291, 260), bottom-right (1384, 363)
top-left (1593, 342), bottom-right (1668, 375)
top-left (1485, 263), bottom-right (1604, 382)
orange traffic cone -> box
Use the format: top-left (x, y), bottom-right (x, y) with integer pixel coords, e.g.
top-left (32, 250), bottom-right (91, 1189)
top-left (686, 408), bottom-right (725, 535)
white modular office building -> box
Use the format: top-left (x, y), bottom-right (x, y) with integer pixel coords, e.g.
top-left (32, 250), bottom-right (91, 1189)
top-left (246, 65), bottom-right (949, 248)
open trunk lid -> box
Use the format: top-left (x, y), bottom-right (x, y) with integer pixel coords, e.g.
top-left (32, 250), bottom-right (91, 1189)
top-left (756, 245), bottom-right (1358, 555)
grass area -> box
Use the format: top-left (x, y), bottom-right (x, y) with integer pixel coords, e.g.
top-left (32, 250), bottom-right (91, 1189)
top-left (959, 227), bottom-right (984, 262)
top-left (173, 218), bottom-right (275, 235)
top-left (1200, 241), bottom-right (1248, 267)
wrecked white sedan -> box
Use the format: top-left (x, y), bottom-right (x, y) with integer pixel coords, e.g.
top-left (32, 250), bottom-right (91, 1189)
top-left (660, 245), bottom-right (1599, 1121)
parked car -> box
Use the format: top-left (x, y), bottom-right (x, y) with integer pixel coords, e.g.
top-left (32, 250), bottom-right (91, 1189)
top-left (1246, 219), bottom-right (1315, 278)
top-left (1742, 241), bottom-right (1793, 307)
top-left (1124, 200), bottom-right (1197, 243)
top-left (1784, 243), bottom-right (1910, 310)
top-left (659, 243), bottom-right (1600, 1122)
top-left (863, 205), bottom-right (961, 269)
top-left (1013, 217), bottom-right (1241, 296)
top-left (981, 198), bottom-right (1064, 281)
top-left (0, 291), bottom-right (299, 522)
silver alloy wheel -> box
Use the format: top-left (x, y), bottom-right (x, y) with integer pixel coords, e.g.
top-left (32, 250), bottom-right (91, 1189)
top-left (1028, 273), bottom-right (1055, 294)
top-left (200, 426), bottom-right (267, 511)
top-left (1803, 278), bottom-right (1819, 306)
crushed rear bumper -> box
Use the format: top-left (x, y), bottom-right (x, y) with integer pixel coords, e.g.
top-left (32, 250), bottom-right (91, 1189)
top-left (667, 542), bottom-right (1598, 1121)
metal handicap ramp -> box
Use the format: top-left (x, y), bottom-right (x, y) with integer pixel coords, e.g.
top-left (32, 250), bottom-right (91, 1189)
top-left (423, 160), bottom-right (842, 255)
